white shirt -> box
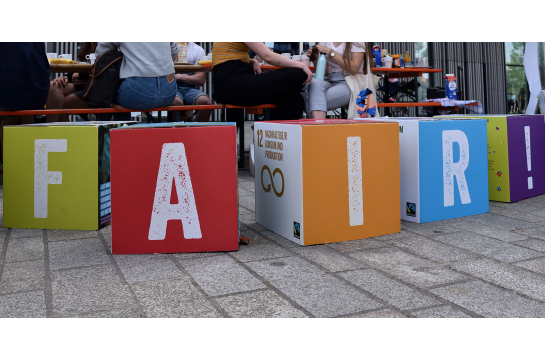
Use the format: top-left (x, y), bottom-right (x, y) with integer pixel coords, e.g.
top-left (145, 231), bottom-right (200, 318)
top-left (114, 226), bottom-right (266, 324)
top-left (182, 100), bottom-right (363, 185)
top-left (186, 42), bottom-right (206, 65)
top-left (319, 42), bottom-right (366, 75)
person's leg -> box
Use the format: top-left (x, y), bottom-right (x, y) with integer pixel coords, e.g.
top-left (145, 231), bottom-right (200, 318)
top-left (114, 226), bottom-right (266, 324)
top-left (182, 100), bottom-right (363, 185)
top-left (193, 95), bottom-right (213, 122)
top-left (324, 79), bottom-right (352, 114)
top-left (46, 82), bottom-right (75, 122)
top-left (182, 86), bottom-right (212, 122)
top-left (58, 93), bottom-right (89, 122)
top-left (171, 88), bottom-right (188, 121)
top-left (307, 78), bottom-right (332, 119)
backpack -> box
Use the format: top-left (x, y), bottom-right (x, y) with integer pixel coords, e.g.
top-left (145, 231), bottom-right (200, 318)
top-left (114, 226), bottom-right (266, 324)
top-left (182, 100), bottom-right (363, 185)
top-left (82, 50), bottom-right (123, 108)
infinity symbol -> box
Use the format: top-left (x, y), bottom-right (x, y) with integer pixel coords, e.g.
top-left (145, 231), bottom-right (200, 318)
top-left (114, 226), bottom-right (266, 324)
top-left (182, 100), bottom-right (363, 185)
top-left (261, 165), bottom-right (284, 197)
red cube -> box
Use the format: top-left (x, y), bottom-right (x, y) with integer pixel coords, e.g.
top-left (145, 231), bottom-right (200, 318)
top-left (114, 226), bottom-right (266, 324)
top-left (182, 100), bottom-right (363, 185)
top-left (110, 123), bottom-right (239, 254)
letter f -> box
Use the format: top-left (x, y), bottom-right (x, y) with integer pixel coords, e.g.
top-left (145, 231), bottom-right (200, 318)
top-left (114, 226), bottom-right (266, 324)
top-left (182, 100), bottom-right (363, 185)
top-left (34, 139), bottom-right (67, 218)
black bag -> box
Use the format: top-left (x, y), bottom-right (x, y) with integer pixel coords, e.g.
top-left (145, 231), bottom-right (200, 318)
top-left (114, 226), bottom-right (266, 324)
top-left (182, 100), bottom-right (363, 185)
top-left (82, 50), bottom-right (123, 107)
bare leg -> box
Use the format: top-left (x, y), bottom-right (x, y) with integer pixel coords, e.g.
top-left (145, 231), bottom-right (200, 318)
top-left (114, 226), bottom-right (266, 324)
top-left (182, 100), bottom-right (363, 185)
top-left (311, 110), bottom-right (327, 119)
top-left (193, 95), bottom-right (212, 122)
top-left (46, 82), bottom-right (75, 122)
top-left (171, 96), bottom-right (188, 121)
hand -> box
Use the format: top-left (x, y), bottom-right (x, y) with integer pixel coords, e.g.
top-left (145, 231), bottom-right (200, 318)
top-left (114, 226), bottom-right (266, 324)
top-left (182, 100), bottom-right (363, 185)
top-left (175, 74), bottom-right (187, 82)
top-left (52, 76), bottom-right (68, 87)
top-left (302, 66), bottom-right (313, 85)
top-left (306, 48), bottom-right (313, 58)
top-left (314, 45), bottom-right (331, 54)
top-left (250, 59), bottom-right (262, 74)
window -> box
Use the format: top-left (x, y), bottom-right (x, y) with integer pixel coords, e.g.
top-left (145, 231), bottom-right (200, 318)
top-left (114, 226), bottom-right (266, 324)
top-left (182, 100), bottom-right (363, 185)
top-left (505, 42), bottom-right (528, 114)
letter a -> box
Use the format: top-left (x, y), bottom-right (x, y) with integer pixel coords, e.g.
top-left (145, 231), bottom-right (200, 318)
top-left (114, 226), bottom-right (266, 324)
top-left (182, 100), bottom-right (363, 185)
top-left (148, 143), bottom-right (202, 240)
top-left (34, 139), bottom-right (67, 218)
top-left (443, 130), bottom-right (471, 207)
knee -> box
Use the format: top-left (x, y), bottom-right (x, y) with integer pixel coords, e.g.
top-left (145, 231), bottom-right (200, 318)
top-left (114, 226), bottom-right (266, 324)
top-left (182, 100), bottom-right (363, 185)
top-left (172, 96), bottom-right (184, 106)
top-left (308, 78), bottom-right (326, 92)
top-left (195, 96), bottom-right (212, 105)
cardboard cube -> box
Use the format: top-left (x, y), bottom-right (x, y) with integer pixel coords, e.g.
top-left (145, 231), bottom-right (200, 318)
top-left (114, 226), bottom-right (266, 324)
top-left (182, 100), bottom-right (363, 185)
top-left (4, 121), bottom-right (134, 230)
top-left (369, 117), bottom-right (489, 223)
top-left (436, 114), bottom-right (545, 202)
top-left (110, 122), bottom-right (239, 254)
top-left (254, 119), bottom-right (400, 246)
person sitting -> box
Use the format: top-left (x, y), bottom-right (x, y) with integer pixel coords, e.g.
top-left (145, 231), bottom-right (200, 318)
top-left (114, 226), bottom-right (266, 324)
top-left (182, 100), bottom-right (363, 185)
top-left (62, 42), bottom-right (178, 112)
top-left (304, 42), bottom-right (370, 119)
top-left (0, 42), bottom-right (50, 149)
top-left (171, 42), bottom-right (213, 122)
top-left (212, 42), bottom-right (313, 120)
top-left (46, 42), bottom-right (96, 122)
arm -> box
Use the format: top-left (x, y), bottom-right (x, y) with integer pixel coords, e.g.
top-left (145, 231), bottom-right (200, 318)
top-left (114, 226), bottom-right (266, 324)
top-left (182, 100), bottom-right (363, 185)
top-left (314, 44), bottom-right (365, 76)
top-left (175, 72), bottom-right (206, 87)
top-left (170, 42), bottom-right (179, 61)
top-left (95, 42), bottom-right (120, 56)
top-left (245, 42), bottom-right (313, 84)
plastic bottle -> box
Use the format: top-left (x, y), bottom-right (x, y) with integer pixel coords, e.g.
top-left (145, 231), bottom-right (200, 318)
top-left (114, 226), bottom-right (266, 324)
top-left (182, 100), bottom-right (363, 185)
top-left (315, 53), bottom-right (327, 80)
top-left (404, 51), bottom-right (411, 68)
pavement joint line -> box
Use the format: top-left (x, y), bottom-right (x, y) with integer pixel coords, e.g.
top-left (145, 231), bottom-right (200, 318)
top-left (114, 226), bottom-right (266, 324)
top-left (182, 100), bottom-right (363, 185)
top-left (509, 254), bottom-right (545, 264)
top-left (43, 229), bottom-right (54, 318)
top-left (97, 230), bottom-right (147, 318)
top-left (424, 278), bottom-right (477, 290)
top-left (340, 247), bottom-right (485, 316)
top-left (408, 303), bottom-right (482, 318)
top-left (0, 287), bottom-right (47, 297)
top-left (225, 252), bottom-right (316, 318)
top-left (209, 287), bottom-right (273, 300)
top-left (444, 261), bottom-right (545, 306)
top-left (333, 307), bottom-right (396, 318)
top-left (167, 253), bottom-right (231, 318)
top-left (41, 236), bottom-right (100, 243)
top-left (121, 275), bottom-right (193, 286)
top-left (51, 306), bottom-right (141, 318)
top-left (4, 257), bottom-right (46, 264)
top-left (48, 262), bottom-right (120, 273)
top-left (0, 228), bottom-right (10, 282)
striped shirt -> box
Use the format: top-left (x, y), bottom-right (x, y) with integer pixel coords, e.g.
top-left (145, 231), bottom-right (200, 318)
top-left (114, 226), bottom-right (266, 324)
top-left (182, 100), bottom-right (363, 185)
top-left (212, 42), bottom-right (250, 67)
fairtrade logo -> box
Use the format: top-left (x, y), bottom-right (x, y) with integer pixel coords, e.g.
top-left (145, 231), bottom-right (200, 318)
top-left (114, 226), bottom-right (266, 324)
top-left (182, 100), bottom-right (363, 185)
top-left (406, 202), bottom-right (416, 217)
top-left (497, 171), bottom-right (503, 177)
top-left (496, 127), bottom-right (500, 130)
top-left (261, 165), bottom-right (284, 197)
top-left (497, 187), bottom-right (502, 191)
top-left (293, 222), bottom-right (300, 239)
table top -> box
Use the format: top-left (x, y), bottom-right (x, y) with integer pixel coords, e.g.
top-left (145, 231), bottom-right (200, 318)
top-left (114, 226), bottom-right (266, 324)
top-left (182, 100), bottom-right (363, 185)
top-left (49, 63), bottom-right (205, 74)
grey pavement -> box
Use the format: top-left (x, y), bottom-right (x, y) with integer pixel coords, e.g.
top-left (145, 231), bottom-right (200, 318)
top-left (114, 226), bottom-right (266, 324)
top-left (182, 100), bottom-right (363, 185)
top-left (2, 173), bottom-right (545, 318)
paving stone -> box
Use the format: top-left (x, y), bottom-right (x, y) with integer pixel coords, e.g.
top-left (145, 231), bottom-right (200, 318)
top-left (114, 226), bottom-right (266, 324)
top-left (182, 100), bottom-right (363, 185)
top-left (348, 309), bottom-right (406, 318)
top-left (238, 188), bottom-right (253, 197)
top-left (172, 252), bottom-right (225, 261)
top-left (231, 243), bottom-right (293, 263)
top-left (388, 235), bottom-right (477, 263)
top-left (239, 206), bottom-right (253, 215)
top-left (216, 290), bottom-right (307, 318)
top-left (433, 232), bottom-right (543, 263)
top-left (468, 213), bottom-right (545, 231)
top-left (339, 269), bottom-right (439, 310)
top-left (0, 228), bottom-right (8, 241)
top-left (514, 239), bottom-right (545, 253)
top-left (239, 196), bottom-right (255, 211)
top-left (349, 247), bottom-right (468, 288)
top-left (325, 238), bottom-right (388, 253)
top-left (489, 204), bottom-right (545, 223)
top-left (0, 259), bottom-right (45, 294)
top-left (100, 226), bottom-right (112, 252)
top-left (238, 180), bottom-right (255, 192)
top-left (114, 254), bottom-right (186, 284)
top-left (451, 258), bottom-right (545, 302)
top-left (261, 230), bottom-right (302, 248)
top-left (47, 229), bottom-right (98, 242)
top-left (401, 221), bottom-right (460, 237)
top-left (178, 255), bottom-right (266, 296)
top-left (246, 256), bottom-right (381, 317)
top-left (292, 246), bottom-right (364, 272)
top-left (5, 237), bottom-right (44, 263)
top-left (372, 230), bottom-right (413, 242)
top-left (0, 290), bottom-right (46, 318)
top-left (411, 306), bottom-right (471, 318)
top-left (514, 257), bottom-right (545, 276)
top-left (132, 278), bottom-right (219, 318)
top-left (48, 238), bottom-right (110, 270)
top-left (519, 195), bottom-right (545, 208)
top-left (239, 227), bottom-right (270, 245)
top-left (521, 227), bottom-right (545, 241)
top-left (71, 308), bottom-right (141, 318)
top-left (430, 280), bottom-right (545, 318)
top-left (50, 264), bottom-right (133, 316)
top-left (449, 221), bottom-right (528, 242)
top-left (10, 228), bottom-right (43, 239)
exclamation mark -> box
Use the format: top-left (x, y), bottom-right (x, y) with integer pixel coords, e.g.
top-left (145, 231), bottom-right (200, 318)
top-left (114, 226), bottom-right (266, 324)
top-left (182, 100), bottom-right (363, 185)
top-left (525, 126), bottom-right (533, 190)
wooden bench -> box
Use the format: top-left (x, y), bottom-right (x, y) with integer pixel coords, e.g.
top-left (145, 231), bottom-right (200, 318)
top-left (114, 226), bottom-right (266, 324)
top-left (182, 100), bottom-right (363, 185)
top-left (219, 104), bottom-right (277, 168)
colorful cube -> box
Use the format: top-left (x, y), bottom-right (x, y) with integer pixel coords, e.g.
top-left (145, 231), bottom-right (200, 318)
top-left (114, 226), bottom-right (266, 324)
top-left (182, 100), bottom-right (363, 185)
top-left (436, 114), bottom-right (545, 202)
top-left (254, 119), bottom-right (400, 246)
top-left (110, 122), bottom-right (239, 254)
top-left (369, 117), bottom-right (489, 223)
top-left (3, 121), bottom-right (134, 230)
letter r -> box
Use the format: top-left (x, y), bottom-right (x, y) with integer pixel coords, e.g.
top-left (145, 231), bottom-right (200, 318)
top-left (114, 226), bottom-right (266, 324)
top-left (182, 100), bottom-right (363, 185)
top-left (442, 130), bottom-right (471, 207)
top-left (34, 139), bottom-right (67, 218)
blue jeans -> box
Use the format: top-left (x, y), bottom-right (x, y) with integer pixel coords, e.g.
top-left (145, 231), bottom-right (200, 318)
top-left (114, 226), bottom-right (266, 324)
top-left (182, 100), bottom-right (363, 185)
top-left (116, 76), bottom-right (176, 110)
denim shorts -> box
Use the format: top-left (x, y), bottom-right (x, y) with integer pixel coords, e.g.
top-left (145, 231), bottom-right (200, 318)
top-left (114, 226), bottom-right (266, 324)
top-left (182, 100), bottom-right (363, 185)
top-left (116, 76), bottom-right (176, 110)
top-left (175, 83), bottom-right (208, 105)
